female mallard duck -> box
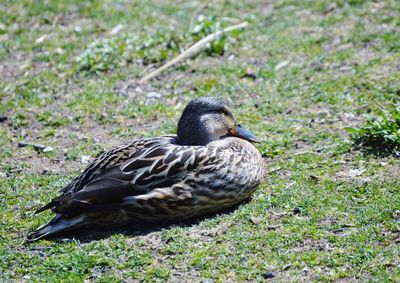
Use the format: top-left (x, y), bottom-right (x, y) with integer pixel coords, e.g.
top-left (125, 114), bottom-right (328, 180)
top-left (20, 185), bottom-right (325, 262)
top-left (28, 97), bottom-right (264, 241)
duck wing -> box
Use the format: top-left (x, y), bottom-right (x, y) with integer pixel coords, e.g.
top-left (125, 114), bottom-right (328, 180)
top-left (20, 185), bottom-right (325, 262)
top-left (119, 141), bottom-right (210, 189)
top-left (58, 136), bottom-right (175, 195)
top-left (35, 136), bottom-right (210, 215)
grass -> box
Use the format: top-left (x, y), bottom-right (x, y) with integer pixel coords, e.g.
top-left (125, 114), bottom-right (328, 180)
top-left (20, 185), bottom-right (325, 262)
top-left (1, 0), bottom-right (399, 281)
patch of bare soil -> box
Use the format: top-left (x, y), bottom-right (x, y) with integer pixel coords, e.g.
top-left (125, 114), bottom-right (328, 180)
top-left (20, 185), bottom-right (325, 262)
top-left (5, 150), bottom-right (82, 176)
top-left (290, 237), bottom-right (334, 253)
top-left (2, 101), bottom-right (166, 176)
top-left (333, 153), bottom-right (400, 183)
top-left (305, 104), bottom-right (364, 130)
top-left (114, 78), bottom-right (186, 107)
top-left (0, 51), bottom-right (30, 83)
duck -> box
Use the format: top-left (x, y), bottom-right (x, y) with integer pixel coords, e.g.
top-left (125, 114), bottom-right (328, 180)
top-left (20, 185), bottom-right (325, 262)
top-left (28, 97), bottom-right (265, 241)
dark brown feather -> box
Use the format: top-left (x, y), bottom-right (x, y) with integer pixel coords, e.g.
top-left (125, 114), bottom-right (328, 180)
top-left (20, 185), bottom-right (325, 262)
top-left (53, 178), bottom-right (147, 214)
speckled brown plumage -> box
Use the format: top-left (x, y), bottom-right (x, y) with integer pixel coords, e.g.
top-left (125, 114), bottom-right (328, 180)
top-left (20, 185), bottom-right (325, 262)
top-left (28, 97), bottom-right (265, 241)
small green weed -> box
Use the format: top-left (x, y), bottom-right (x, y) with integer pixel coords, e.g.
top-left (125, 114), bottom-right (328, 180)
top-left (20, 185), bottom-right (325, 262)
top-left (137, 31), bottom-right (184, 64)
top-left (347, 109), bottom-right (400, 156)
top-left (190, 15), bottom-right (227, 56)
top-left (76, 38), bottom-right (127, 73)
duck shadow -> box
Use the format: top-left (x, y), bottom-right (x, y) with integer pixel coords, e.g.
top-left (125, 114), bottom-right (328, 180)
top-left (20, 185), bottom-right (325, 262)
top-left (39, 201), bottom-right (248, 243)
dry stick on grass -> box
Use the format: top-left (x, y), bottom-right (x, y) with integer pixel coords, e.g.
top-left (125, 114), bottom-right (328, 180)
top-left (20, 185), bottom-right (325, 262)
top-left (18, 142), bottom-right (46, 151)
top-left (138, 21), bottom-right (249, 84)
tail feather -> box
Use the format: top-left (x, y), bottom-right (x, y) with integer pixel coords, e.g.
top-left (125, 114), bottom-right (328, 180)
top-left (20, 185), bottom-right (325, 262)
top-left (34, 201), bottom-right (57, 214)
top-left (27, 215), bottom-right (85, 241)
top-left (34, 195), bottom-right (70, 214)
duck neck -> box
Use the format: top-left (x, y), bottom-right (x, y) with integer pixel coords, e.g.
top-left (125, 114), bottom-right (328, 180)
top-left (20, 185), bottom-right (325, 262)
top-left (177, 127), bottom-right (212, 146)
top-left (177, 119), bottom-right (213, 146)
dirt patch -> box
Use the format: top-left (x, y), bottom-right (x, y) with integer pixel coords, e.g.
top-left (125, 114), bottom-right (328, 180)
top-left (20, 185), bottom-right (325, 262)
top-left (5, 151), bottom-right (82, 176)
top-left (290, 237), bottom-right (334, 253)
top-left (0, 51), bottom-right (31, 83)
top-left (333, 153), bottom-right (400, 183)
top-left (2, 110), bottom-right (159, 176)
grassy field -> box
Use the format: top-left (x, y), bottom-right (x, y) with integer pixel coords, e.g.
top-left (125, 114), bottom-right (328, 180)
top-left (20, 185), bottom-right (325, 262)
top-left (1, 0), bottom-right (399, 281)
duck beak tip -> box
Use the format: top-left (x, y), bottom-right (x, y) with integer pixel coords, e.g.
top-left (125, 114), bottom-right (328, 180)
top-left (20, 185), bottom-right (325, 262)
top-left (230, 125), bottom-right (261, 143)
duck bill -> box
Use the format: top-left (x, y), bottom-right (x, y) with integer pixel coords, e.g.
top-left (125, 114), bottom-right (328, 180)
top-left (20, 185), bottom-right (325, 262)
top-left (229, 125), bottom-right (261, 143)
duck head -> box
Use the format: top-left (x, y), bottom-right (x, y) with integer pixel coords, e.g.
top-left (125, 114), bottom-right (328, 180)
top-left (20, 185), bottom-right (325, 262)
top-left (177, 97), bottom-right (260, 146)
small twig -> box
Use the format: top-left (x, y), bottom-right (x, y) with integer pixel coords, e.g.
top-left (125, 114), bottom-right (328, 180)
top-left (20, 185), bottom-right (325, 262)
top-left (285, 182), bottom-right (295, 190)
top-left (17, 141), bottom-right (54, 153)
top-left (18, 141), bottom-right (46, 151)
top-left (138, 64), bottom-right (155, 77)
top-left (138, 21), bottom-right (250, 84)
top-left (268, 166), bottom-right (282, 173)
